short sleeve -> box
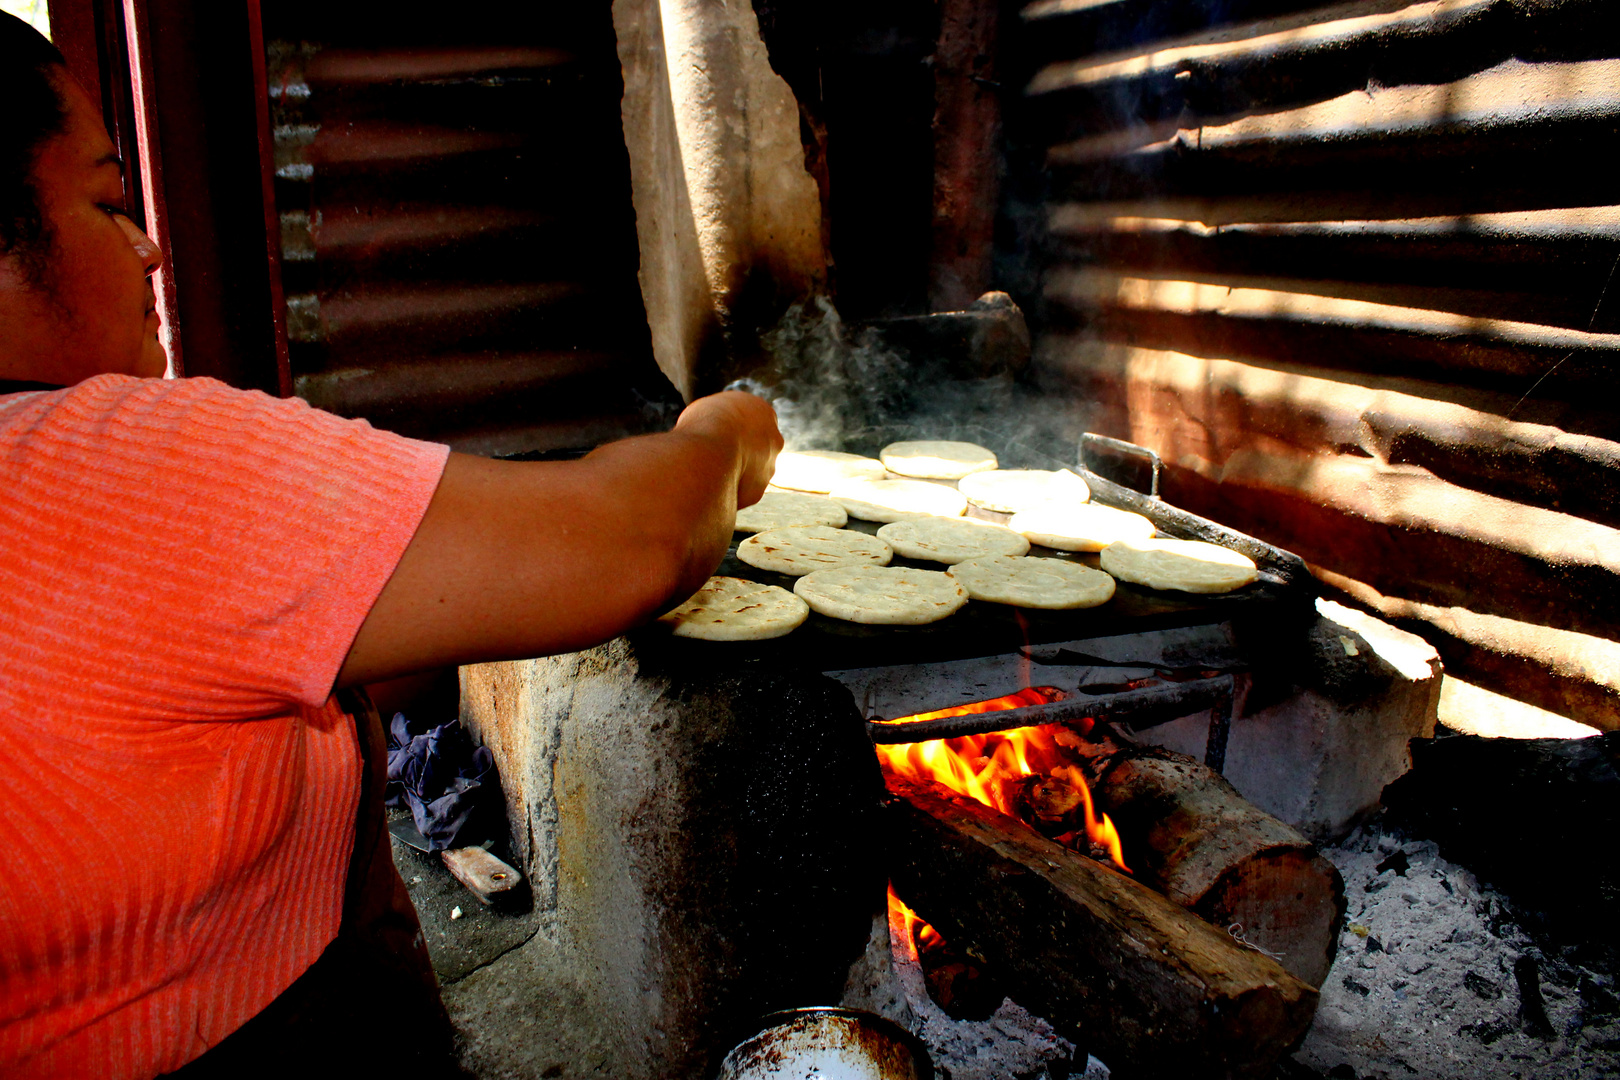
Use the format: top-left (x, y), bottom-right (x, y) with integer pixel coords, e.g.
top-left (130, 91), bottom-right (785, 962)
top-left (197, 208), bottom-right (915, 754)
top-left (0, 375), bottom-right (451, 718)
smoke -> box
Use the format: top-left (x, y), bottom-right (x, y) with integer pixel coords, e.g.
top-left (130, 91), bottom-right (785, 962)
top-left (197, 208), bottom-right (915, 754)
top-left (728, 297), bottom-right (909, 451)
top-left (731, 296), bottom-right (1091, 466)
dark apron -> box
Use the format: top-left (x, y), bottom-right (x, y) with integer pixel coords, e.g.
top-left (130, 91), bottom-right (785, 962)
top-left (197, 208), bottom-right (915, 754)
top-left (165, 690), bottom-right (462, 1078)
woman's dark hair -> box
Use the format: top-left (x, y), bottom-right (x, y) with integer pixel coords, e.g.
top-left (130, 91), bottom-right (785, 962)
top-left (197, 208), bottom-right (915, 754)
top-left (1, 12), bottom-right (69, 258)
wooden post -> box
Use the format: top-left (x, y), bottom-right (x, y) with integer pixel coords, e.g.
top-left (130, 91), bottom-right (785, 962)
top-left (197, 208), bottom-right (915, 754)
top-left (929, 0), bottom-right (1004, 312)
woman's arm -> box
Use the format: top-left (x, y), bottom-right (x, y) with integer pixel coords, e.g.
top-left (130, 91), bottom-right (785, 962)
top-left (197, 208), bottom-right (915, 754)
top-left (336, 391), bottom-right (781, 687)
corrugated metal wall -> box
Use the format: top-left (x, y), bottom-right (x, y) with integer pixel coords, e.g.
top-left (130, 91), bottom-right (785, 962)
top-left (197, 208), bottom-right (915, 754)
top-left (1017, 0), bottom-right (1620, 729)
top-left (261, 2), bottom-right (682, 457)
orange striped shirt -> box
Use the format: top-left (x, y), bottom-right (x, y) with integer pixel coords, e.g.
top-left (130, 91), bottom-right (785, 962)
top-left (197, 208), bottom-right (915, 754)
top-left (0, 375), bottom-right (449, 1078)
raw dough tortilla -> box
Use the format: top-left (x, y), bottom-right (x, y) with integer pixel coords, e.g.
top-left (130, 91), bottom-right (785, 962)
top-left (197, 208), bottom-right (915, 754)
top-left (736, 526), bottom-right (893, 576)
top-left (1100, 538), bottom-right (1258, 594)
top-left (735, 491), bottom-right (848, 533)
top-left (880, 440), bottom-right (998, 480)
top-left (1010, 503), bottom-right (1156, 552)
top-left (947, 556), bottom-right (1116, 609)
top-left (876, 517), bottom-right (1030, 564)
top-left (829, 478), bottom-right (968, 523)
top-left (770, 450), bottom-right (887, 493)
top-left (958, 469), bottom-right (1091, 513)
top-left (658, 577), bottom-right (810, 640)
top-left (794, 565), bottom-right (968, 625)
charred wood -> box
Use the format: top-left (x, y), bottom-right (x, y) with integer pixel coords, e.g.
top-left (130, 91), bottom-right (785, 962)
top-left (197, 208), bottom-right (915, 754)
top-left (886, 776), bottom-right (1318, 1080)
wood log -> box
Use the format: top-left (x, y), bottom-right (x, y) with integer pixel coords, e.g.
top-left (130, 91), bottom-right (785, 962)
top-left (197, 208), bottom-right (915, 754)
top-left (1061, 724), bottom-right (1345, 987)
top-left (886, 776), bottom-right (1318, 1080)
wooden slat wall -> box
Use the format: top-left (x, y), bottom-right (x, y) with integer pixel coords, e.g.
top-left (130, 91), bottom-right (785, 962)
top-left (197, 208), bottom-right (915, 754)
top-left (1018, 0), bottom-right (1620, 729)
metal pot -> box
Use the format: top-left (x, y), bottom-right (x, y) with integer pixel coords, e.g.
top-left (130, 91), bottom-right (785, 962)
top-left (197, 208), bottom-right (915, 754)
top-left (716, 1007), bottom-right (934, 1080)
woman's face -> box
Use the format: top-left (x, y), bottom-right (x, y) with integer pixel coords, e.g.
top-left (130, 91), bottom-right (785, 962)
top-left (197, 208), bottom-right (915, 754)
top-left (0, 70), bottom-right (165, 384)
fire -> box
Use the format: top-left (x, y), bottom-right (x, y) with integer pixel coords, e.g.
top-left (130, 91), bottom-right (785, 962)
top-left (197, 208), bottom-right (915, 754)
top-left (887, 883), bottom-right (942, 961)
top-left (875, 693), bottom-right (1130, 873)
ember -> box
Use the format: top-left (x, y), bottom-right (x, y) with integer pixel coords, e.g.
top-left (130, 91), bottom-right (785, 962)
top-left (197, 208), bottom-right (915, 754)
top-left (874, 693), bottom-right (1129, 872)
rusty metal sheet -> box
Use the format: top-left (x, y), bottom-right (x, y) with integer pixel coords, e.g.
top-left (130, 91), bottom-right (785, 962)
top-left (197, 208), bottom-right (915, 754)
top-left (262, 8), bottom-right (680, 454)
top-left (1016, 0), bottom-right (1620, 727)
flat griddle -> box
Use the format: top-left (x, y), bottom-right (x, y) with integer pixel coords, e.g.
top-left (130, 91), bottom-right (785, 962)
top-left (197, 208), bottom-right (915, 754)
top-left (637, 428), bottom-right (1317, 672)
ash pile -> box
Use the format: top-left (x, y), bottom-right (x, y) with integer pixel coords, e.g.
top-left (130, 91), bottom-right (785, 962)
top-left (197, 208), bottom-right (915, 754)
top-left (1292, 730), bottom-right (1620, 1080)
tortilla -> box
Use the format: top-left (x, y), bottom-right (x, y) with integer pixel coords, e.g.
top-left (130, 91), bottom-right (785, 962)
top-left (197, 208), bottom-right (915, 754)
top-left (794, 565), bottom-right (968, 625)
top-left (947, 556), bottom-right (1116, 609)
top-left (875, 517), bottom-right (1030, 565)
top-left (1099, 538), bottom-right (1259, 594)
top-left (958, 469), bottom-right (1091, 513)
top-left (734, 491), bottom-right (848, 533)
top-left (828, 478), bottom-right (968, 523)
top-left (770, 450), bottom-right (887, 493)
top-left (658, 576), bottom-right (809, 640)
top-left (880, 440), bottom-right (998, 480)
top-left (1009, 503), bottom-right (1156, 552)
top-left (735, 525), bottom-right (893, 576)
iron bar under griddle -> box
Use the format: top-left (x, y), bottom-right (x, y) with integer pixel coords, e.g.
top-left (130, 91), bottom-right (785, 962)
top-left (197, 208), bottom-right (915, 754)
top-left (868, 674), bottom-right (1238, 771)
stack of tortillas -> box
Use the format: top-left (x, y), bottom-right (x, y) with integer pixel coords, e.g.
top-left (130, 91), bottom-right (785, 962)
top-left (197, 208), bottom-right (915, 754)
top-left (829, 478), bottom-right (968, 523)
top-left (735, 491), bottom-right (847, 533)
top-left (1100, 538), bottom-right (1258, 594)
top-left (770, 450), bottom-right (886, 493)
top-left (948, 556), bottom-right (1116, 609)
top-left (876, 517), bottom-right (1029, 564)
top-left (1009, 503), bottom-right (1156, 552)
top-left (736, 525), bottom-right (892, 576)
top-left (658, 577), bottom-right (809, 640)
top-left (880, 440), bottom-right (998, 480)
top-left (958, 469), bottom-right (1091, 513)
top-left (794, 565), bottom-right (968, 625)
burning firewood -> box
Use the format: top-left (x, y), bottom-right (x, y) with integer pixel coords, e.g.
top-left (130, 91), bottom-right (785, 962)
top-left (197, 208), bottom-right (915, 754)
top-left (886, 776), bottom-right (1318, 1080)
top-left (1010, 771), bottom-right (1121, 864)
top-left (1056, 723), bottom-right (1345, 987)
top-left (875, 697), bottom-right (1341, 986)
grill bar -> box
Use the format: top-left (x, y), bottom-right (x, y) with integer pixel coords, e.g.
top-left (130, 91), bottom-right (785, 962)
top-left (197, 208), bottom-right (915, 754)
top-left (868, 674), bottom-right (1237, 769)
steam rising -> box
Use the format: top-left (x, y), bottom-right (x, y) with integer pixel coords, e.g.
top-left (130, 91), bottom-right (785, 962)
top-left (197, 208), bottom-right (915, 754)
top-left (729, 297), bottom-right (907, 451)
top-left (730, 297), bottom-right (1087, 467)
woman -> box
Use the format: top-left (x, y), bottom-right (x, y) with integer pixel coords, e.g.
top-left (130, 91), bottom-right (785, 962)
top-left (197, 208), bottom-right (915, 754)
top-left (0, 14), bottom-right (780, 1077)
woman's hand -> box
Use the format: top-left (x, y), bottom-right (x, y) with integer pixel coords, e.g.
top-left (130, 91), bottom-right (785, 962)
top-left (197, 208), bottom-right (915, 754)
top-left (673, 390), bottom-right (783, 509)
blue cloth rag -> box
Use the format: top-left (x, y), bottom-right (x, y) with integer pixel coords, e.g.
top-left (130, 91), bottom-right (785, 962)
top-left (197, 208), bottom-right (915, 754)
top-left (386, 713), bottom-right (497, 852)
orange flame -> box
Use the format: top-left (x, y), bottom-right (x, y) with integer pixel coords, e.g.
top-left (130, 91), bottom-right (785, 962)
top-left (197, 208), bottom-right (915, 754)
top-left (875, 695), bottom-right (1130, 873)
top-left (887, 883), bottom-right (943, 960)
